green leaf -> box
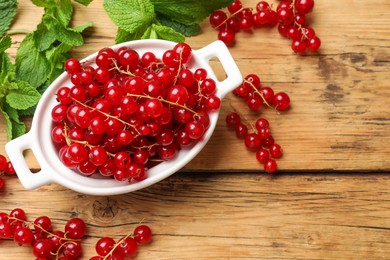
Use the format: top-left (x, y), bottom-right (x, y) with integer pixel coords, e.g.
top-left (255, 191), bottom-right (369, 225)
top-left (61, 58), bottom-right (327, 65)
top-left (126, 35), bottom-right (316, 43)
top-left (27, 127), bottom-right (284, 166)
top-left (0, 50), bottom-right (15, 89)
top-left (0, 102), bottom-right (26, 141)
top-left (157, 14), bottom-right (201, 37)
top-left (103, 0), bottom-right (155, 34)
top-left (31, 0), bottom-right (56, 8)
top-left (6, 80), bottom-right (41, 110)
top-left (0, 103), bottom-right (13, 140)
top-left (46, 42), bottom-right (72, 83)
top-left (140, 26), bottom-right (155, 39)
top-left (0, 0), bottom-right (17, 36)
top-left (74, 0), bottom-right (94, 6)
top-left (15, 34), bottom-right (51, 88)
top-left (73, 21), bottom-right (93, 33)
top-left (51, 20), bottom-right (84, 46)
top-left (115, 27), bottom-right (140, 43)
top-left (33, 21), bottom-right (57, 52)
top-left (150, 0), bottom-right (234, 25)
top-left (151, 24), bottom-right (184, 42)
top-left (48, 0), bottom-right (73, 27)
top-left (0, 35), bottom-right (12, 52)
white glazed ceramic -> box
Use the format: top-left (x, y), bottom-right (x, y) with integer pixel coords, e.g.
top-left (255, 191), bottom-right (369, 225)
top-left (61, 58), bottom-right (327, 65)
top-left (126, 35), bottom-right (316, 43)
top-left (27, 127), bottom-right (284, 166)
top-left (5, 39), bottom-right (242, 195)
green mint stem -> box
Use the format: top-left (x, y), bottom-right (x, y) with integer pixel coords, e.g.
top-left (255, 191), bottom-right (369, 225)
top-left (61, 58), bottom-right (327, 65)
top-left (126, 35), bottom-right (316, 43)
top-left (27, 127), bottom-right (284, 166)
top-left (6, 29), bottom-right (31, 35)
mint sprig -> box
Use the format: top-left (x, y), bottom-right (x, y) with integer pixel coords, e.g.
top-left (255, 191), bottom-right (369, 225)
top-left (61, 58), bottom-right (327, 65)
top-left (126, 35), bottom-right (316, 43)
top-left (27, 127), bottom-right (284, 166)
top-left (104, 0), bottom-right (233, 44)
top-left (0, 35), bottom-right (40, 140)
top-left (0, 0), bottom-right (93, 140)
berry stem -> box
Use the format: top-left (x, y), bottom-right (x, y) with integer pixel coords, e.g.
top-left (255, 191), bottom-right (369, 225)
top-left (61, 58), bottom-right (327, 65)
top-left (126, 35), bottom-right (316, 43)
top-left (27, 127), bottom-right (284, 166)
top-left (215, 7), bottom-right (246, 29)
top-left (128, 94), bottom-right (199, 116)
top-left (70, 97), bottom-right (141, 135)
top-left (243, 79), bottom-right (273, 109)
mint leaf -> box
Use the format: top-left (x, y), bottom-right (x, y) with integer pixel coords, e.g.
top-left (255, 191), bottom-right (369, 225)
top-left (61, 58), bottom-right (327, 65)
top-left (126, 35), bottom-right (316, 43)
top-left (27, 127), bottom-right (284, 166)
top-left (0, 35), bottom-right (12, 55)
top-left (31, 0), bottom-right (56, 8)
top-left (47, 0), bottom-right (73, 27)
top-left (0, 41), bottom-right (15, 89)
top-left (33, 21), bottom-right (57, 51)
top-left (46, 42), bottom-right (72, 83)
top-left (150, 0), bottom-right (233, 25)
top-left (141, 26), bottom-right (156, 39)
top-left (103, 0), bottom-right (155, 34)
top-left (157, 15), bottom-right (200, 37)
top-left (0, 102), bottom-right (26, 141)
top-left (6, 80), bottom-right (41, 110)
top-left (115, 27), bottom-right (146, 43)
top-left (15, 34), bottom-right (51, 88)
top-left (3, 102), bottom-right (25, 140)
top-left (51, 19), bottom-right (84, 46)
top-left (0, 104), bottom-right (13, 141)
top-left (152, 24), bottom-right (184, 42)
top-left (0, 0), bottom-right (17, 36)
top-left (73, 21), bottom-right (93, 33)
top-left (74, 0), bottom-right (94, 6)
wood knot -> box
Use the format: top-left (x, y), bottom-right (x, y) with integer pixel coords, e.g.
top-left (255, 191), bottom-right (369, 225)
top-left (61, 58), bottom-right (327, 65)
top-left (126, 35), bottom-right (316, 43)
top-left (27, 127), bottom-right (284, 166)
top-left (92, 197), bottom-right (119, 219)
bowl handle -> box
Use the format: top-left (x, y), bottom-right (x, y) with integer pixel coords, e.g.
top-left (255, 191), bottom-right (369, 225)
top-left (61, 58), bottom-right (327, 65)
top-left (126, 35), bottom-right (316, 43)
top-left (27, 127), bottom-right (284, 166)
top-left (5, 132), bottom-right (53, 190)
top-left (195, 40), bottom-right (243, 98)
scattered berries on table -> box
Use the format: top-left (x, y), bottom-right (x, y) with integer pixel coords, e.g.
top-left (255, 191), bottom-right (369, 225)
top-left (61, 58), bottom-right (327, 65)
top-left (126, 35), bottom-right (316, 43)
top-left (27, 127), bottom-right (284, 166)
top-left (209, 0), bottom-right (321, 53)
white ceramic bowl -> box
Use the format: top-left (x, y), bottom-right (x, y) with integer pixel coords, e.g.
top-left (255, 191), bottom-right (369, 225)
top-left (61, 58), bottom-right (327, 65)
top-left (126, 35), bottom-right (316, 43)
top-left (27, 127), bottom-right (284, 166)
top-left (5, 39), bottom-right (242, 195)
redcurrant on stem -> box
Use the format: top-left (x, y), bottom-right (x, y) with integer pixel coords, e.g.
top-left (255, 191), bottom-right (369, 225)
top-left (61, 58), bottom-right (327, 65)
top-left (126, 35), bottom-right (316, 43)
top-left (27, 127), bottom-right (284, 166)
top-left (129, 94), bottom-right (199, 117)
top-left (111, 59), bottom-right (136, 77)
top-left (215, 7), bottom-right (246, 29)
top-left (71, 97), bottom-right (141, 135)
top-left (243, 79), bottom-right (274, 110)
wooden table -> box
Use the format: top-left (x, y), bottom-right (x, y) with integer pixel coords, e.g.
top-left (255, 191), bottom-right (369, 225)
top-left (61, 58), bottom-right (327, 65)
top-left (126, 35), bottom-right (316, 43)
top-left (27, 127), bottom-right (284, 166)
top-left (1, 0), bottom-right (390, 259)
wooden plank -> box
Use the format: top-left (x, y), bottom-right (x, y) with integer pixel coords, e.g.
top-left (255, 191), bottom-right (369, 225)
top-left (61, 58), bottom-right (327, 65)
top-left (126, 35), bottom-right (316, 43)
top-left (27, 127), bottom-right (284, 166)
top-left (2, 0), bottom-right (390, 172)
top-left (1, 173), bottom-right (390, 259)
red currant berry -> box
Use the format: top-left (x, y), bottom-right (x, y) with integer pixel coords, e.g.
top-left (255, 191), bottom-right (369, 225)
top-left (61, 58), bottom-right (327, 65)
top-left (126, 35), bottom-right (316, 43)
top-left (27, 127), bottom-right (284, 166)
top-left (264, 159), bottom-right (277, 173)
top-left (256, 149), bottom-right (270, 164)
top-left (218, 28), bottom-right (236, 46)
top-left (96, 237), bottom-right (116, 256)
top-left (34, 216), bottom-right (52, 234)
top-left (225, 112), bottom-right (241, 128)
top-left (209, 10), bottom-right (228, 28)
top-left (295, 0), bottom-right (315, 15)
top-left (270, 143), bottom-right (283, 158)
top-left (273, 92), bottom-right (290, 110)
top-left (308, 36), bottom-right (321, 51)
top-left (133, 224), bottom-right (152, 245)
top-left (244, 133), bottom-right (262, 151)
top-left (235, 123), bottom-right (248, 139)
top-left (65, 58), bottom-right (81, 74)
top-left (64, 218), bottom-right (86, 239)
top-left (14, 226), bottom-right (34, 245)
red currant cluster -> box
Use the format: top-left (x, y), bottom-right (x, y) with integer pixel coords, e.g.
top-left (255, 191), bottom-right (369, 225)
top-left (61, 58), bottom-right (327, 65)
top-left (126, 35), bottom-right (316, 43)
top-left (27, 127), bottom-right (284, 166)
top-left (0, 208), bottom-right (86, 259)
top-left (233, 73), bottom-right (290, 111)
top-left (0, 154), bottom-right (15, 190)
top-left (226, 73), bottom-right (291, 173)
top-left (209, 0), bottom-right (321, 53)
top-left (90, 224), bottom-right (152, 259)
top-left (226, 113), bottom-right (281, 173)
top-left (52, 43), bottom-right (220, 182)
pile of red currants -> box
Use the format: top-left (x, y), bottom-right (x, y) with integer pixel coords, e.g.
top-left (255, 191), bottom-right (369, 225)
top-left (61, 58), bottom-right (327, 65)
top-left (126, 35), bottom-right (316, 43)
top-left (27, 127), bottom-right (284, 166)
top-left (209, 0), bottom-right (321, 53)
top-left (52, 42), bottom-right (221, 182)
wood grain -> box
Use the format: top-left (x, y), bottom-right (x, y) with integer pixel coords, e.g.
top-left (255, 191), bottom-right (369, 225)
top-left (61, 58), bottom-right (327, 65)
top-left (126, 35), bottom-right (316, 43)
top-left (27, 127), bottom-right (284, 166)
top-left (1, 0), bottom-right (390, 259)
top-left (2, 0), bottom-right (390, 171)
top-left (1, 173), bottom-right (390, 259)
